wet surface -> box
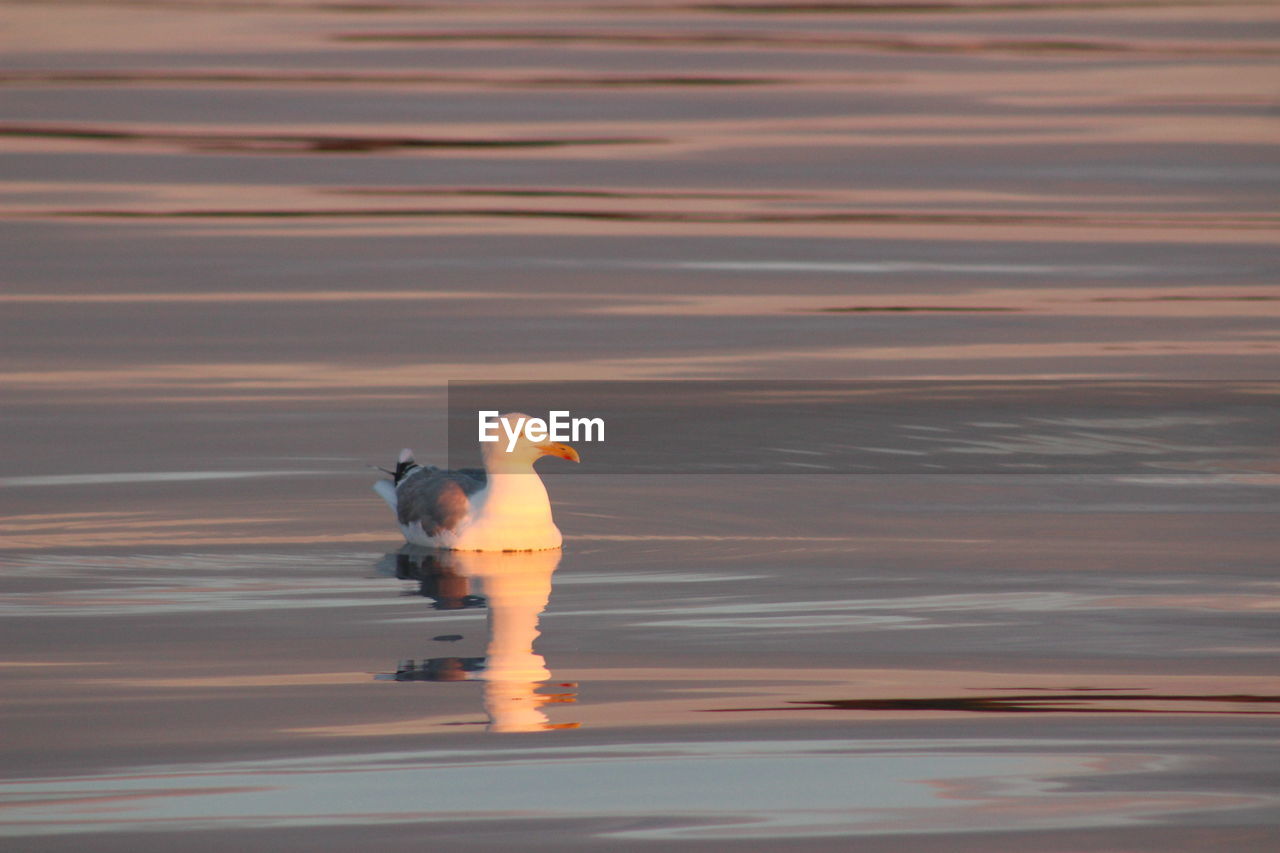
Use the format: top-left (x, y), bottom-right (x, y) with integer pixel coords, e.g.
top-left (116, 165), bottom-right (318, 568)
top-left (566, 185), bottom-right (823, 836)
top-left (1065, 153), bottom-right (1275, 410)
top-left (2, 490), bottom-right (1278, 849)
top-left (1, 0), bottom-right (1278, 849)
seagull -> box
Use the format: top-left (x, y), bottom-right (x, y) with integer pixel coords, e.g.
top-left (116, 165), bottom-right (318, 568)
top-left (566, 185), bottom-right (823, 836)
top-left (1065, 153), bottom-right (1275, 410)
top-left (373, 412), bottom-right (579, 551)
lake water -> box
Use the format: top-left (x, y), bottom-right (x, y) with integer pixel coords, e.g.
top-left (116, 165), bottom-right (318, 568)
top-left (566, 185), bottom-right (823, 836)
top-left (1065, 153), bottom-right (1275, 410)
top-left (1, 1), bottom-right (1278, 850)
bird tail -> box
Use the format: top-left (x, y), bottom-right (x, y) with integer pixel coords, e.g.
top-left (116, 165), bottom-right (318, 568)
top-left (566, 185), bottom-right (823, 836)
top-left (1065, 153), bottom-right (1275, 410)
top-left (372, 448), bottom-right (417, 513)
top-left (393, 448), bottom-right (420, 485)
top-left (372, 479), bottom-right (399, 513)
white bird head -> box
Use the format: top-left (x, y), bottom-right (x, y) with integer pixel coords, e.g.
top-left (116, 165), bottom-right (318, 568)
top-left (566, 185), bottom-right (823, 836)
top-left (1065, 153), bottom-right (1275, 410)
top-left (481, 412), bottom-right (581, 471)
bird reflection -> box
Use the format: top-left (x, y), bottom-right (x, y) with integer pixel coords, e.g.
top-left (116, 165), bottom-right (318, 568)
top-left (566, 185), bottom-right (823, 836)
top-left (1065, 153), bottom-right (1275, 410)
top-left (382, 547), bottom-right (577, 732)
top-left (389, 550), bottom-right (486, 610)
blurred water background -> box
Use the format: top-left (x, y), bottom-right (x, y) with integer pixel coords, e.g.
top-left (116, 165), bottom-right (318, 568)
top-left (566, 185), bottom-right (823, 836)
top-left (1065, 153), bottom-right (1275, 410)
top-left (1, 1), bottom-right (1278, 850)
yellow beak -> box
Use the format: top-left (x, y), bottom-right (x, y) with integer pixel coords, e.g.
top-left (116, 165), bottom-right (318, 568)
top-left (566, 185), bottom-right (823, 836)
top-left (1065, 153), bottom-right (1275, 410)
top-left (539, 442), bottom-right (580, 463)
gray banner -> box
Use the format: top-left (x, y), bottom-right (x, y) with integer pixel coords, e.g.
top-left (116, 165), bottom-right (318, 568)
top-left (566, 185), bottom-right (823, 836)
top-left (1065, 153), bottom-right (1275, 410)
top-left (447, 381), bottom-right (1278, 475)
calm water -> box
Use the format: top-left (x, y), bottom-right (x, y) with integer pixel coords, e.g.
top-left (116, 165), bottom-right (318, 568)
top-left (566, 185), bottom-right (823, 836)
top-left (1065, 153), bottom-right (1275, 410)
top-left (1, 1), bottom-right (1278, 850)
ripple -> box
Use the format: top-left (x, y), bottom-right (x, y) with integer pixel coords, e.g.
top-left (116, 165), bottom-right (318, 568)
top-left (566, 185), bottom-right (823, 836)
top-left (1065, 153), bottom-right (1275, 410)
top-left (0, 125), bottom-right (659, 154)
top-left (0, 470), bottom-right (329, 488)
top-left (0, 70), bottom-right (792, 89)
top-left (1, 739), bottom-right (1272, 840)
top-left (19, 206), bottom-right (1274, 232)
top-left (713, 691), bottom-right (1280, 716)
top-left (333, 29), bottom-right (1279, 58)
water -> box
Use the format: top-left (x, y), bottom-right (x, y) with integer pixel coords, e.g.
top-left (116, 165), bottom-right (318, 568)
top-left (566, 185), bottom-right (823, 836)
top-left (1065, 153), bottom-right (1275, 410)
top-left (1, 1), bottom-right (1278, 850)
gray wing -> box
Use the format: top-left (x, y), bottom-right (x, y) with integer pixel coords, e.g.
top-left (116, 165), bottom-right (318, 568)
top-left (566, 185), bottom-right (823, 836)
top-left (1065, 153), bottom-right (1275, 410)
top-left (395, 467), bottom-right (487, 536)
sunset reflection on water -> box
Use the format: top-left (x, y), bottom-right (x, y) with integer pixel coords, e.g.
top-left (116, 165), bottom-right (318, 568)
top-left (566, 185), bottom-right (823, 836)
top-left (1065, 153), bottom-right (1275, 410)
top-left (1, 0), bottom-right (1278, 849)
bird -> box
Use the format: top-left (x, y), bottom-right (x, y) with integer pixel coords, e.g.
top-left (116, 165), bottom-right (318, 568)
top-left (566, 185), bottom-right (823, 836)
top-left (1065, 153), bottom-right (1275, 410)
top-left (373, 412), bottom-right (580, 551)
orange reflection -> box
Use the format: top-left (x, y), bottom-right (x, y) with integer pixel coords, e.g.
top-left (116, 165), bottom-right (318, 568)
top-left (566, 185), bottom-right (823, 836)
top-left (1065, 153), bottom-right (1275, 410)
top-left (379, 548), bottom-right (578, 733)
top-left (5, 333), bottom-right (1279, 405)
top-left (296, 666), bottom-right (1280, 735)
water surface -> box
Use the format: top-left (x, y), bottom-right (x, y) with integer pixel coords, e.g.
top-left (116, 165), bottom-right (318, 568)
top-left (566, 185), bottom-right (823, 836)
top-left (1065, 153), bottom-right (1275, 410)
top-left (1, 0), bottom-right (1277, 850)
